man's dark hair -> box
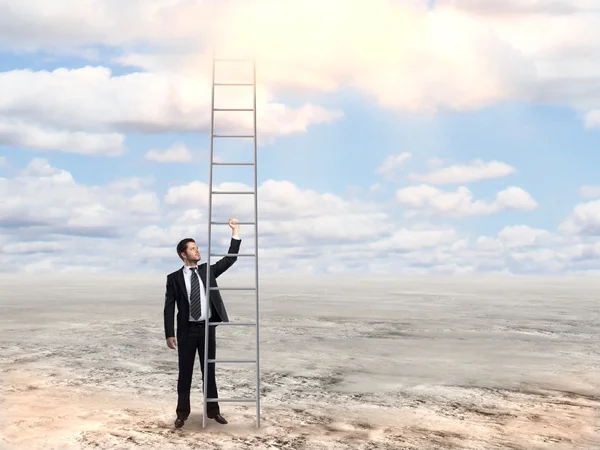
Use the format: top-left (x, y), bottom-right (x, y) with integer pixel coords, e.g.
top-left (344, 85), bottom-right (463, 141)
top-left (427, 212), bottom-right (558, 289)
top-left (177, 238), bottom-right (195, 260)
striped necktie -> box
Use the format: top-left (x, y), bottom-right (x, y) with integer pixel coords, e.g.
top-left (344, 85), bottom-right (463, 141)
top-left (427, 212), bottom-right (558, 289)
top-left (189, 267), bottom-right (202, 320)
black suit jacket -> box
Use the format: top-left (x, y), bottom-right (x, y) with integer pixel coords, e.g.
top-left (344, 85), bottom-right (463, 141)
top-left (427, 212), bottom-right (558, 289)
top-left (163, 237), bottom-right (241, 344)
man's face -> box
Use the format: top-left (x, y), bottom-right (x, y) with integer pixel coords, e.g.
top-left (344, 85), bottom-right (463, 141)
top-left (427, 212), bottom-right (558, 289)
top-left (184, 242), bottom-right (200, 262)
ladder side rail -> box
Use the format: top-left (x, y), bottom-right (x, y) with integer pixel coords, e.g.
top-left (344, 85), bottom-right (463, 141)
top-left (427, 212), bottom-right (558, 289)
top-left (201, 55), bottom-right (261, 428)
top-left (252, 58), bottom-right (261, 428)
top-left (202, 47), bottom-right (218, 429)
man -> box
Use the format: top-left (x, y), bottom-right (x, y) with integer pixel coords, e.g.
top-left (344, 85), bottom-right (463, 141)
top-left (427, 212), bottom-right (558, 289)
top-left (163, 218), bottom-right (241, 429)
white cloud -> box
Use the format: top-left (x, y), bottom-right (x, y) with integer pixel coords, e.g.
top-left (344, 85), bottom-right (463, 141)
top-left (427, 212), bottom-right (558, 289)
top-left (19, 157), bottom-right (75, 181)
top-left (476, 236), bottom-right (503, 252)
top-left (164, 179), bottom-right (382, 222)
top-left (465, 226), bottom-right (593, 274)
top-left (163, 181), bottom-right (211, 208)
top-left (368, 227), bottom-right (461, 252)
top-left (218, 1), bottom-right (600, 127)
top-left (427, 157), bottom-right (447, 169)
top-left (0, 2), bottom-right (533, 111)
top-left (211, 0), bottom-right (530, 112)
top-left (495, 186), bottom-right (539, 211)
top-left (0, 158), bottom-right (160, 236)
top-left (579, 185), bottom-right (600, 198)
top-left (2, 241), bottom-right (64, 254)
top-left (409, 159), bottom-right (516, 184)
top-left (395, 184), bottom-right (537, 216)
top-left (375, 153), bottom-right (412, 178)
top-left (0, 119), bottom-right (126, 156)
top-left (106, 177), bottom-right (156, 192)
top-left (145, 142), bottom-right (194, 163)
top-left (2, 157), bottom-right (600, 275)
top-left (0, 67), bottom-right (343, 143)
top-left (584, 110), bottom-right (600, 128)
top-left (559, 200), bottom-right (600, 235)
top-left (7, 0), bottom-right (595, 276)
top-left (436, 0), bottom-right (600, 115)
top-left (138, 176), bottom-right (407, 268)
top-left (435, 0), bottom-right (598, 15)
top-left (0, 0), bottom-right (217, 52)
top-left (497, 225), bottom-right (554, 248)
top-left (137, 214), bottom-right (209, 250)
top-left (260, 104), bottom-right (342, 136)
top-left (0, 0), bottom-right (598, 125)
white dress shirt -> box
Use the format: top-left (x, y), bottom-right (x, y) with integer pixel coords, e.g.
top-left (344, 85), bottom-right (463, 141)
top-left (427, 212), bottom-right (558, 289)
top-left (182, 264), bottom-right (212, 322)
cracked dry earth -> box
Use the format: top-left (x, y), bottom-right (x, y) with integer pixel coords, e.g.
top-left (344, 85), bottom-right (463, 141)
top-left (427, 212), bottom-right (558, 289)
top-left (0, 274), bottom-right (599, 449)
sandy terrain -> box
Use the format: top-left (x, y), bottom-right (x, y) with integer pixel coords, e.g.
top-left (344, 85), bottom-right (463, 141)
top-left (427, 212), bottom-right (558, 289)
top-left (0, 274), bottom-right (599, 449)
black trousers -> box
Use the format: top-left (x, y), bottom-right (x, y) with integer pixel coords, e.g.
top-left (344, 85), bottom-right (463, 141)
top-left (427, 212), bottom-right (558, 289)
top-left (176, 321), bottom-right (219, 418)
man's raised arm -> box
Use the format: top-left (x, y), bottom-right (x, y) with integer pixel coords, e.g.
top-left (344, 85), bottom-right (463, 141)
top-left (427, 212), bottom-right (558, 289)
top-left (212, 218), bottom-right (241, 278)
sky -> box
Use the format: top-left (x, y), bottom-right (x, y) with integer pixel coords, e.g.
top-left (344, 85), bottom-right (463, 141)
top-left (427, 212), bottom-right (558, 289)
top-left (1, 0), bottom-right (600, 275)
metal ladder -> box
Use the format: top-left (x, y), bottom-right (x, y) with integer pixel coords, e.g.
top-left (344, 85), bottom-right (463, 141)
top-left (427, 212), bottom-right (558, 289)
top-left (202, 52), bottom-right (261, 428)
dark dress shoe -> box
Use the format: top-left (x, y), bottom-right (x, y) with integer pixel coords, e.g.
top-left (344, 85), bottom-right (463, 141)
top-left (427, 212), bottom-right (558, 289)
top-left (174, 417), bottom-right (186, 428)
top-left (207, 410), bottom-right (228, 424)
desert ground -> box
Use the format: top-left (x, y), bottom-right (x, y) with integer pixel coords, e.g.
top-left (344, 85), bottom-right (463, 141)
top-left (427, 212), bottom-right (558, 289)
top-left (0, 273), bottom-right (599, 449)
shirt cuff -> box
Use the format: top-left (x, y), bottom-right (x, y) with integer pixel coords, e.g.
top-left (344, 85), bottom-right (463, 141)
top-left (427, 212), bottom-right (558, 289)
top-left (232, 236), bottom-right (241, 240)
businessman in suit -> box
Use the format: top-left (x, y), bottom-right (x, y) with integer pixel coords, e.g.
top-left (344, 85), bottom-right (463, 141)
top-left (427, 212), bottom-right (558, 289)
top-left (163, 218), bottom-right (241, 428)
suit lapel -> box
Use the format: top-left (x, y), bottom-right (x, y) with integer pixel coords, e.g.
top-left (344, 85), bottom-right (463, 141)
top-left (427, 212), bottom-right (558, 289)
top-left (176, 267), bottom-right (187, 298)
top-left (198, 263), bottom-right (208, 293)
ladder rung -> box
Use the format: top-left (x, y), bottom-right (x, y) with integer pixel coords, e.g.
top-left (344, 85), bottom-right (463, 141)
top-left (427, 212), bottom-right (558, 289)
top-left (211, 190), bottom-right (255, 195)
top-left (213, 135), bottom-right (254, 138)
top-left (207, 359), bottom-right (256, 364)
top-left (208, 322), bottom-right (256, 326)
top-left (210, 221), bottom-right (255, 225)
top-left (206, 398), bottom-right (256, 403)
top-left (209, 287), bottom-right (256, 290)
top-left (214, 108), bottom-right (254, 112)
top-left (214, 83), bottom-right (254, 86)
top-left (210, 253), bottom-right (255, 257)
top-left (212, 162), bottom-right (255, 166)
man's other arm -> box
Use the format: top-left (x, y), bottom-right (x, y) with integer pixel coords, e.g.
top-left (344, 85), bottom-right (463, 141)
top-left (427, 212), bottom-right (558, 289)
top-left (163, 275), bottom-right (177, 348)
